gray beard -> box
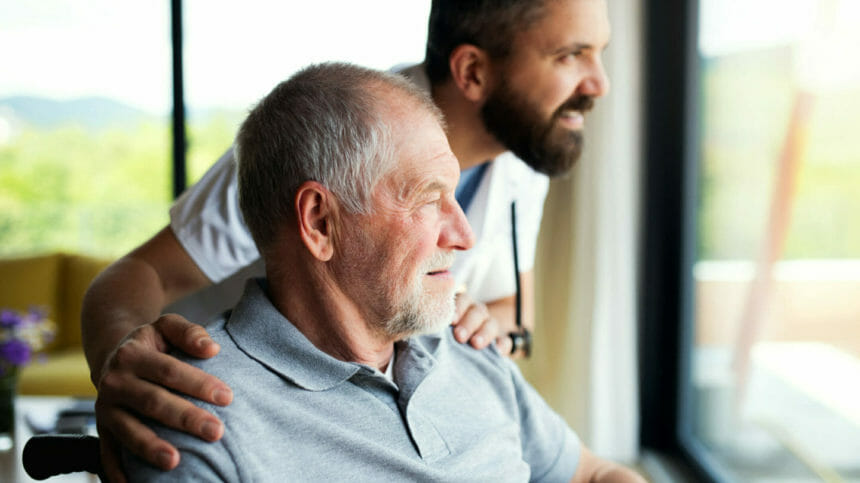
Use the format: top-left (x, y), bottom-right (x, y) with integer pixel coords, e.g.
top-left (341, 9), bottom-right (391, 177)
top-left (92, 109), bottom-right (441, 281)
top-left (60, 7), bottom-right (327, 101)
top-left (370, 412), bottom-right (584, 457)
top-left (380, 250), bottom-right (457, 338)
top-left (382, 286), bottom-right (455, 338)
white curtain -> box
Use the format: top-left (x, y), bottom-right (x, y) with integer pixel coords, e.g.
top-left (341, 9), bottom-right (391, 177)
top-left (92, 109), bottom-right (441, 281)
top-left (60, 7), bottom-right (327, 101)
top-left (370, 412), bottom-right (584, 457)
top-left (519, 0), bottom-right (643, 463)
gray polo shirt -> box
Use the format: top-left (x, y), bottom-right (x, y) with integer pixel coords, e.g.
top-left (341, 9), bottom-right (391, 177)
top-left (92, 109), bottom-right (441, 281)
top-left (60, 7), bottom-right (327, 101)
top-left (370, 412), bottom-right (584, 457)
top-left (124, 279), bottom-right (580, 482)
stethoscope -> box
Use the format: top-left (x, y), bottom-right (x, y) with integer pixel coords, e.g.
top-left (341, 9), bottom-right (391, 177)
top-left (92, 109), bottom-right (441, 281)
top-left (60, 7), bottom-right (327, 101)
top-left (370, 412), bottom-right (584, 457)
top-left (508, 201), bottom-right (532, 357)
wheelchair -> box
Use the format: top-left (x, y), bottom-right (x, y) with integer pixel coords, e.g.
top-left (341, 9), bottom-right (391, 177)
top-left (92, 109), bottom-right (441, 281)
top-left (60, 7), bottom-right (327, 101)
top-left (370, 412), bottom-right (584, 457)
top-left (23, 434), bottom-right (105, 481)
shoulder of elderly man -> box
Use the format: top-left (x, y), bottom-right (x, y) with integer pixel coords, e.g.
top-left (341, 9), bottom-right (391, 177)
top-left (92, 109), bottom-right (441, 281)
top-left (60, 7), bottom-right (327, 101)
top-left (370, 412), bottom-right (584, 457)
top-left (122, 279), bottom-right (581, 482)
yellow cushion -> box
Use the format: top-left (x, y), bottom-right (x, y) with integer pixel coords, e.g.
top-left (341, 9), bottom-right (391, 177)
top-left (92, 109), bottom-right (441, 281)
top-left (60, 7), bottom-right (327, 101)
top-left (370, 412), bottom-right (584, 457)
top-left (18, 349), bottom-right (96, 397)
top-left (58, 254), bottom-right (112, 349)
top-left (0, 253), bottom-right (63, 350)
top-left (1, 252), bottom-right (111, 396)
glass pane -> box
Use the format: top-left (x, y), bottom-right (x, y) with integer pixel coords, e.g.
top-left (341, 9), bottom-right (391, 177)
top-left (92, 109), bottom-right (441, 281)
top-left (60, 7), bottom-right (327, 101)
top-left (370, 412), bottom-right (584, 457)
top-left (692, 0), bottom-right (860, 480)
top-left (0, 1), bottom-right (172, 257)
top-left (184, 1), bottom-right (432, 184)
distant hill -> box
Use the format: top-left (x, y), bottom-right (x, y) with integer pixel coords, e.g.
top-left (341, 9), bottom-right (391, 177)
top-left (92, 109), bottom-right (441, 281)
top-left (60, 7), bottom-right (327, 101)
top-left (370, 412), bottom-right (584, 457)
top-left (0, 95), bottom-right (160, 130)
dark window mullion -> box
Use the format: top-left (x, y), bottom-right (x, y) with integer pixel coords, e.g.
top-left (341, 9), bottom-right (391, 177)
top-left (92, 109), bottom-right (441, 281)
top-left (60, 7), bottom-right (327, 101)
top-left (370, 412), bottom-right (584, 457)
top-left (638, 0), bottom-right (717, 481)
top-left (171, 0), bottom-right (186, 199)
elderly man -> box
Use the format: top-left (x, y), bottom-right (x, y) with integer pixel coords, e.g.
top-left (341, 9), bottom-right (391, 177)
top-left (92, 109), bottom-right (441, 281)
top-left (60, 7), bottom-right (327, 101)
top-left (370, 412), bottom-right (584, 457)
top-left (123, 62), bottom-right (641, 482)
top-left (86, 1), bottom-right (613, 477)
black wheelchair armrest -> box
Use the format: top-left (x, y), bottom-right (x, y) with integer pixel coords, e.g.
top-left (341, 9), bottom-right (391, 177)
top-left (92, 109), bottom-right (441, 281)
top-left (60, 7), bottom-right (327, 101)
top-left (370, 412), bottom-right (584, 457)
top-left (23, 434), bottom-right (104, 481)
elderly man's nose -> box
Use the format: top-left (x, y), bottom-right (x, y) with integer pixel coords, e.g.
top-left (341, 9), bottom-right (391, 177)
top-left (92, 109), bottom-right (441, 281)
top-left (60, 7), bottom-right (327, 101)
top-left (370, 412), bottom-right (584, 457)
top-left (442, 201), bottom-right (475, 251)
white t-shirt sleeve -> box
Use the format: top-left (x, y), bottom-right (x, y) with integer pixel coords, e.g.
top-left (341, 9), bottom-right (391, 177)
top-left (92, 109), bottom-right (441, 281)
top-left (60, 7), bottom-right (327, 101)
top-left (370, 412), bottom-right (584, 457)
top-left (169, 147), bottom-right (261, 283)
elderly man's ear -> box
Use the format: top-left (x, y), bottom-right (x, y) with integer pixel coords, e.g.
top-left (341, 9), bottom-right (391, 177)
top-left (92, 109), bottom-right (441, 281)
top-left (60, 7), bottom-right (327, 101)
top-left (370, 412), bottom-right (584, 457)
top-left (295, 181), bottom-right (335, 262)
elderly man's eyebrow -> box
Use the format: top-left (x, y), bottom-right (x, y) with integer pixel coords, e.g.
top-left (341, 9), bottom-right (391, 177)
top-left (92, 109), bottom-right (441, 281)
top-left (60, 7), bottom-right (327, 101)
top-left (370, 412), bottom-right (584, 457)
top-left (420, 180), bottom-right (450, 195)
top-left (398, 179), bottom-right (451, 203)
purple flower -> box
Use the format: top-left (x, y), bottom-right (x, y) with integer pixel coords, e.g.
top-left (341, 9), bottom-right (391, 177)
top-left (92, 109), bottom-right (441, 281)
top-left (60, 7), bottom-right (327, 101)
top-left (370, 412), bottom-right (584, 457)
top-left (0, 339), bottom-right (31, 366)
top-left (0, 310), bottom-right (21, 328)
top-left (27, 306), bottom-right (48, 320)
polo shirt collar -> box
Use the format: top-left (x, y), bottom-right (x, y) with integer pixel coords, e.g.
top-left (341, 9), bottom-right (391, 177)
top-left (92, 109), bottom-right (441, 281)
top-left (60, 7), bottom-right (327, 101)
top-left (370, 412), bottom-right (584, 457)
top-left (225, 278), bottom-right (448, 393)
top-left (225, 279), bottom-right (361, 391)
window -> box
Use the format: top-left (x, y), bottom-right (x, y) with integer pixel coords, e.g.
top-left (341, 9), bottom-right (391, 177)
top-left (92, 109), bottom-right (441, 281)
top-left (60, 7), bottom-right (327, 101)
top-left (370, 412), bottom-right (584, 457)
top-left (0, 1), bottom-right (172, 257)
top-left (182, 1), bottom-right (432, 185)
top-left (693, 0), bottom-right (860, 480)
top-left (641, 0), bottom-right (860, 481)
top-left (1, 1), bottom-right (433, 258)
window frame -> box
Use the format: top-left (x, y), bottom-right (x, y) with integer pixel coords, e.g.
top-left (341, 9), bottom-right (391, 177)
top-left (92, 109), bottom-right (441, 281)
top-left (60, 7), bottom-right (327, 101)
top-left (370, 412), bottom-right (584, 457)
top-left (637, 0), bottom-right (726, 480)
top-left (171, 0), bottom-right (187, 198)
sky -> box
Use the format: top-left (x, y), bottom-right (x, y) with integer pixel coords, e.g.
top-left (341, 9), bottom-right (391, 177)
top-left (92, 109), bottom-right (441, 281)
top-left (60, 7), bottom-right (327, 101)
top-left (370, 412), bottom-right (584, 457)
top-left (2, 0), bottom-right (858, 114)
top-left (698, 0), bottom-right (818, 57)
top-left (0, 0), bottom-right (431, 114)
top-left (699, 0), bottom-right (860, 90)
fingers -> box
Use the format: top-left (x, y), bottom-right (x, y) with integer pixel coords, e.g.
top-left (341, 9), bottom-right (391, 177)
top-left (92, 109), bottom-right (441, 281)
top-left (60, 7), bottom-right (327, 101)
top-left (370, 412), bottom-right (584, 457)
top-left (453, 289), bottom-right (473, 322)
top-left (101, 377), bottom-right (225, 443)
top-left (467, 315), bottom-right (500, 350)
top-left (94, 320), bottom-right (233, 473)
top-left (99, 430), bottom-right (129, 483)
top-left (97, 367), bottom-right (224, 471)
top-left (107, 324), bottom-right (233, 407)
top-left (452, 297), bottom-right (486, 343)
top-left (154, 313), bottom-right (221, 359)
top-left (101, 345), bottom-right (230, 432)
top-left (94, 316), bottom-right (232, 476)
top-left (452, 299), bottom-right (501, 350)
top-left (495, 335), bottom-right (514, 356)
top-left (97, 399), bottom-right (180, 473)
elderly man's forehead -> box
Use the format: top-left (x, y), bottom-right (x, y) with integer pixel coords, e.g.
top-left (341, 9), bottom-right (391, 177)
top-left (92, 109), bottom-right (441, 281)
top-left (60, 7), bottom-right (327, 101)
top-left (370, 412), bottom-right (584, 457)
top-left (375, 112), bottom-right (456, 195)
top-left (370, 77), bottom-right (445, 124)
top-left (391, 110), bottom-right (448, 153)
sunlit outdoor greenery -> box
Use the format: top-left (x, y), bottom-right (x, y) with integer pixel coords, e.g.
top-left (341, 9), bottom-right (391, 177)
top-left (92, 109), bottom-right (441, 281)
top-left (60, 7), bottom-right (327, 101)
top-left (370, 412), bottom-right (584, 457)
top-left (1, 46), bottom-right (859, 261)
top-left (698, 47), bottom-right (860, 260)
top-left (186, 110), bottom-right (244, 184)
top-left (0, 120), bottom-right (169, 257)
top-left (0, 112), bottom-right (240, 258)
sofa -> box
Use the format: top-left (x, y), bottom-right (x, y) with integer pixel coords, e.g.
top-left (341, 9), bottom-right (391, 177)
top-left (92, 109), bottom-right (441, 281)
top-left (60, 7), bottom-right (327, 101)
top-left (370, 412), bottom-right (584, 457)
top-left (0, 253), bottom-right (113, 396)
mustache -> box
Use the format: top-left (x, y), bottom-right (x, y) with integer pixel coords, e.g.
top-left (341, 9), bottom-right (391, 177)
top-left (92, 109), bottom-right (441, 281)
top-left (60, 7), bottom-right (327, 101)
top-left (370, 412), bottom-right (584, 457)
top-left (423, 251), bottom-right (456, 273)
top-left (556, 95), bottom-right (595, 116)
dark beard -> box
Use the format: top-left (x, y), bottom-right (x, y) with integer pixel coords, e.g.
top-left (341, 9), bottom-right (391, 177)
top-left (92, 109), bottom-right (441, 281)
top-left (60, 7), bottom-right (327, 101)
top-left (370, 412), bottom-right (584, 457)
top-left (481, 80), bottom-right (594, 177)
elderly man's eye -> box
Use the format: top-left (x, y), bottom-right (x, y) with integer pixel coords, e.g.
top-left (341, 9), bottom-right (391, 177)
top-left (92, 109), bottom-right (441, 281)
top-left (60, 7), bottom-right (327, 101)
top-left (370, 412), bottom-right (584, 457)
top-left (416, 197), bottom-right (442, 215)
